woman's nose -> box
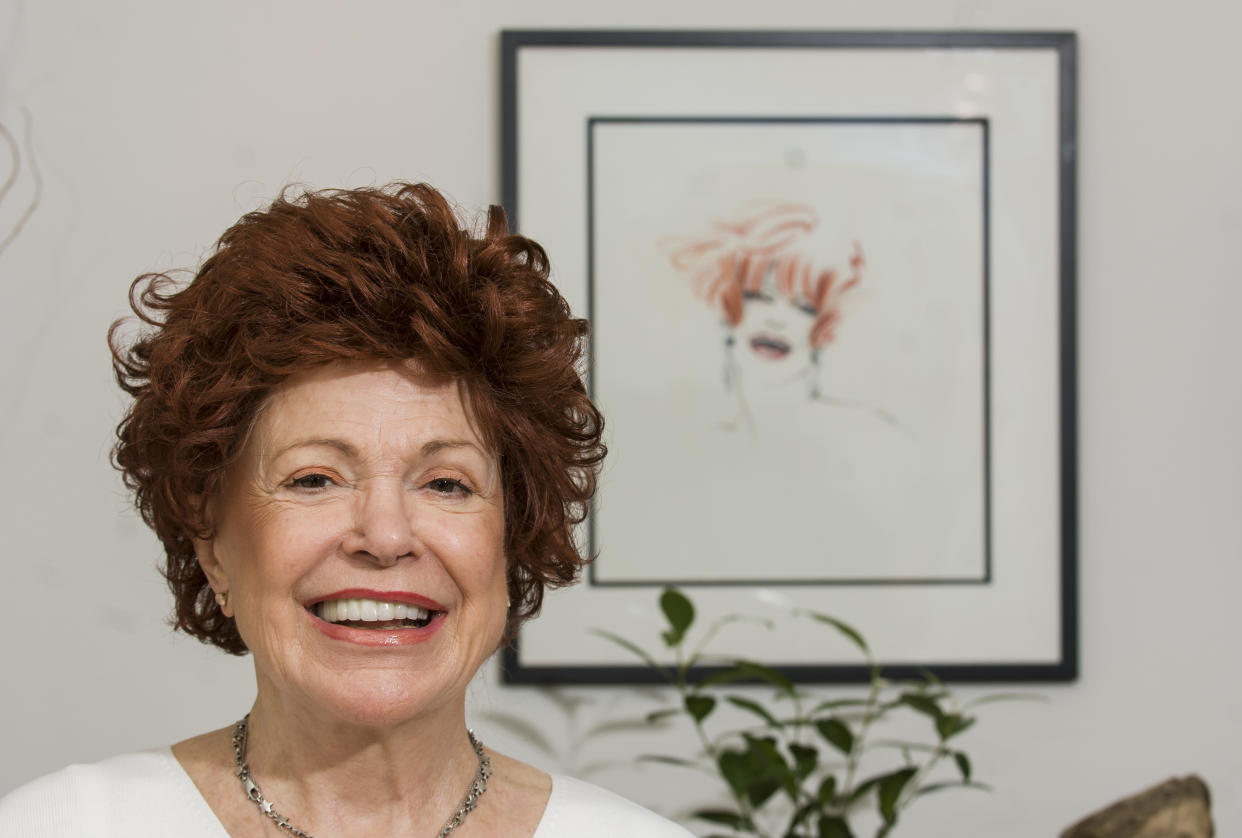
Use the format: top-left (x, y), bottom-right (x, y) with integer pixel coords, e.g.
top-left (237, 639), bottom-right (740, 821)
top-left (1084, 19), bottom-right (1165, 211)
top-left (342, 480), bottom-right (419, 566)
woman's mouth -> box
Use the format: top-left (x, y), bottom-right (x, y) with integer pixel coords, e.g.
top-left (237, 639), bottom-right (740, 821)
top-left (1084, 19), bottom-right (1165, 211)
top-left (306, 591), bottom-right (447, 646)
top-left (749, 333), bottom-right (792, 360)
top-left (314, 597), bottom-right (437, 629)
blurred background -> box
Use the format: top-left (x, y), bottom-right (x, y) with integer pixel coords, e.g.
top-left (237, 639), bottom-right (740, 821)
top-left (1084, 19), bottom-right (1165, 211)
top-left (0, 1), bottom-right (1238, 835)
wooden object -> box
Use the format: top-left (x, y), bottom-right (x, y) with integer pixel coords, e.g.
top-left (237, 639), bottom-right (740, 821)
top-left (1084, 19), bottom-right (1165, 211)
top-left (1060, 775), bottom-right (1213, 838)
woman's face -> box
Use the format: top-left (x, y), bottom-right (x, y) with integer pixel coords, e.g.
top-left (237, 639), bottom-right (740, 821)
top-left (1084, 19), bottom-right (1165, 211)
top-left (732, 289), bottom-right (817, 389)
top-left (195, 361), bottom-right (508, 728)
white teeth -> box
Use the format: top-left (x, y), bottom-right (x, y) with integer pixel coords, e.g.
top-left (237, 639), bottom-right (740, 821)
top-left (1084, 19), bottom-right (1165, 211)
top-left (316, 597), bottom-right (432, 625)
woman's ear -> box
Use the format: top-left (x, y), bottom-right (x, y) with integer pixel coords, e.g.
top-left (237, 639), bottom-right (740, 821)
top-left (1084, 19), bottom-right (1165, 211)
top-left (190, 495), bottom-right (233, 618)
top-left (194, 537), bottom-right (233, 617)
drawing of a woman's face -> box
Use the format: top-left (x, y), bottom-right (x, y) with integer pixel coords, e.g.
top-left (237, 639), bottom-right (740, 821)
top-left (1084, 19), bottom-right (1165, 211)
top-left (732, 286), bottom-right (817, 389)
top-left (667, 202), bottom-right (862, 406)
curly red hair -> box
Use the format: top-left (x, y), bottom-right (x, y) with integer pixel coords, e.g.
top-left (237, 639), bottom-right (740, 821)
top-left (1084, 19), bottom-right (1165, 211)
top-left (110, 182), bottom-right (605, 654)
top-left (669, 202), bottom-right (864, 349)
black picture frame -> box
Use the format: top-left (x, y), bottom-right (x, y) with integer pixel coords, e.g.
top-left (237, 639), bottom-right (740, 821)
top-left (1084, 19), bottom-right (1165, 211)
top-left (499, 29), bottom-right (1077, 685)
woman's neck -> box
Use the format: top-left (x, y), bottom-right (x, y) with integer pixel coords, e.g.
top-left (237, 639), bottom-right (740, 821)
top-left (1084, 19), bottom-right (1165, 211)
top-left (239, 688), bottom-right (481, 837)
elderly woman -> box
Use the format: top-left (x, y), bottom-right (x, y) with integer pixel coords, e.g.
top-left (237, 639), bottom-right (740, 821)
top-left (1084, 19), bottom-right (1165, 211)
top-left (0, 183), bottom-right (692, 837)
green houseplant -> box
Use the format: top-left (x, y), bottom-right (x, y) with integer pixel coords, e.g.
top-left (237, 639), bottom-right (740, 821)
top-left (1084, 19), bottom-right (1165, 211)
top-left (596, 588), bottom-right (1017, 838)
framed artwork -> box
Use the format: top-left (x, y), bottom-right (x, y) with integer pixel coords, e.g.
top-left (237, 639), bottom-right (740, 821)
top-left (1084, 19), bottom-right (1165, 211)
top-left (500, 30), bottom-right (1077, 683)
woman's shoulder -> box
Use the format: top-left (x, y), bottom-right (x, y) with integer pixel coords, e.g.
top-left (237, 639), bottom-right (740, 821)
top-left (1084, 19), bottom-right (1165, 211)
top-left (535, 774), bottom-right (695, 838)
top-left (0, 749), bottom-right (225, 837)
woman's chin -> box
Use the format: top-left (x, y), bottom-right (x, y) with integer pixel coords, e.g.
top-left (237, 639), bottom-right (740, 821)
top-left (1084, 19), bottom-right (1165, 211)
top-left (262, 664), bottom-right (468, 730)
top-left (313, 682), bottom-right (461, 729)
top-left (735, 361), bottom-right (814, 393)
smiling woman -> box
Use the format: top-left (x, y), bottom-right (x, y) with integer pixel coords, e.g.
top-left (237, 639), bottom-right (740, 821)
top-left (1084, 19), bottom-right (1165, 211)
top-left (197, 363), bottom-right (511, 732)
top-left (0, 183), bottom-right (692, 838)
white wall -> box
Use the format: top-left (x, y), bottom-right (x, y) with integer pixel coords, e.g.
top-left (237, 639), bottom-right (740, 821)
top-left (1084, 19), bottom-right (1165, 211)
top-left (1, 1), bottom-right (1239, 835)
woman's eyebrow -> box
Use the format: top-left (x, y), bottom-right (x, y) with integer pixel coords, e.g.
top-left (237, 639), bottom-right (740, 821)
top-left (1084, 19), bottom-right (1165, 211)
top-left (421, 439), bottom-right (485, 457)
top-left (270, 437), bottom-right (359, 460)
top-left (267, 438), bottom-right (486, 463)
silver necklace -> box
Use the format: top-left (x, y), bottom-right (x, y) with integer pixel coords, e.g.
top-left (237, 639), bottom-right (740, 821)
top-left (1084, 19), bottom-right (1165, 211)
top-left (232, 714), bottom-right (491, 838)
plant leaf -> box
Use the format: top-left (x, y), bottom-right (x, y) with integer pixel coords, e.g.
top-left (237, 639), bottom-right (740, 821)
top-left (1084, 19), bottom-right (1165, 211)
top-left (735, 660), bottom-right (795, 692)
top-left (789, 743), bottom-right (818, 780)
top-left (915, 779), bottom-right (992, 796)
top-left (747, 775), bottom-right (783, 808)
top-left (787, 800), bottom-right (819, 833)
top-left (867, 739), bottom-right (940, 754)
top-left (637, 754), bottom-right (700, 769)
top-left (718, 750), bottom-right (751, 798)
top-left (699, 659), bottom-right (795, 693)
top-left (584, 715), bottom-right (673, 738)
top-left (961, 691), bottom-right (1047, 710)
top-left (936, 713), bottom-right (976, 740)
top-left (660, 588), bottom-right (695, 647)
top-left (773, 687), bottom-right (815, 703)
top-left (817, 815), bottom-right (855, 838)
top-left (743, 735), bottom-right (797, 804)
top-left (816, 718), bottom-right (855, 755)
top-left (810, 697), bottom-right (872, 714)
top-left (693, 808), bottom-right (751, 829)
top-left (796, 610), bottom-right (870, 656)
top-left (685, 694), bottom-right (717, 722)
top-left (588, 629), bottom-right (672, 684)
top-left (645, 707), bottom-right (682, 724)
top-left (877, 767), bottom-right (917, 824)
top-left (817, 774), bottom-right (838, 805)
top-left (726, 695), bottom-right (780, 727)
top-left (898, 692), bottom-right (944, 720)
top-left (575, 758), bottom-right (630, 778)
top-left (535, 688), bottom-right (593, 716)
top-left (953, 751), bottom-right (972, 781)
top-left (697, 665), bottom-right (754, 688)
top-left (686, 613), bottom-right (773, 669)
top-left (848, 773), bottom-right (883, 803)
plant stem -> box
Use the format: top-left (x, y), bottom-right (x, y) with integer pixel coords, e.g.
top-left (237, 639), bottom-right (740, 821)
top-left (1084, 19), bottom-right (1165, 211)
top-left (842, 664), bottom-right (883, 798)
top-left (674, 640), bottom-right (767, 837)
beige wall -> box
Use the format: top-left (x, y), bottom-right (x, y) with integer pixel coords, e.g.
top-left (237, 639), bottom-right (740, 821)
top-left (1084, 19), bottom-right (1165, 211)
top-left (1, 1), bottom-right (1239, 834)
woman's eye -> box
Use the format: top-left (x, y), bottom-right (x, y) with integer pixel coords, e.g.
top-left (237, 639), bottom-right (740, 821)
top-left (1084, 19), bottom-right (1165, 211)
top-left (427, 477), bottom-right (472, 496)
top-left (291, 473), bottom-right (334, 490)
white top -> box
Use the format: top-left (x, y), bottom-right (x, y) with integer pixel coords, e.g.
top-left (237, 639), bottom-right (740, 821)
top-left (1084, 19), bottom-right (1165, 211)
top-left (0, 749), bottom-right (694, 837)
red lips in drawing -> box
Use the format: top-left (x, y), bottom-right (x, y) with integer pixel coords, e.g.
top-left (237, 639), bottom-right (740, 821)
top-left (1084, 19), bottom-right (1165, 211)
top-left (748, 332), bottom-right (793, 361)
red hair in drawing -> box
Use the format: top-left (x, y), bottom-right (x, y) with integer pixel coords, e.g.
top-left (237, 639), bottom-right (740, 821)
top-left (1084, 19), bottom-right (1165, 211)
top-left (669, 202), bottom-right (864, 352)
